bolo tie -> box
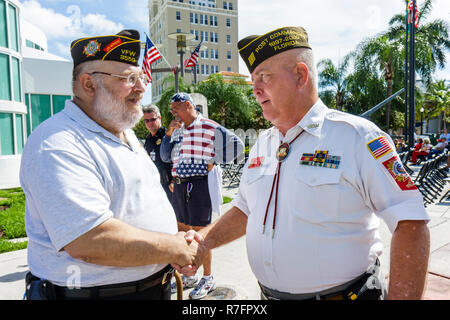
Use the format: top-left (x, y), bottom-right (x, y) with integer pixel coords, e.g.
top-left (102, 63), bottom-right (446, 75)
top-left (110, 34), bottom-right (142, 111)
top-left (262, 129), bottom-right (305, 238)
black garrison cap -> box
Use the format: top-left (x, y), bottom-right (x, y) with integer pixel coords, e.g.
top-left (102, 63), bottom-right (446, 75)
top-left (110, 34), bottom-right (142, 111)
top-left (70, 29), bottom-right (141, 68)
top-left (238, 26), bottom-right (311, 73)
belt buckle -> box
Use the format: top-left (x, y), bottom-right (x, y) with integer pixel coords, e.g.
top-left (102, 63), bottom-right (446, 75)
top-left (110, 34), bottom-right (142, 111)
top-left (175, 177), bottom-right (181, 184)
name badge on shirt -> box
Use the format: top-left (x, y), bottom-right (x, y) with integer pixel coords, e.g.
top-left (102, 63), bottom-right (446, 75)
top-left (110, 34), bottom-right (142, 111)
top-left (248, 157), bottom-right (264, 169)
top-left (300, 150), bottom-right (341, 169)
top-left (150, 151), bottom-right (156, 161)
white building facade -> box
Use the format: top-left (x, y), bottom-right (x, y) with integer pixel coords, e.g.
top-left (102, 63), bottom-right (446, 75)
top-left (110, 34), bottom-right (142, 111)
top-left (0, 0), bottom-right (72, 189)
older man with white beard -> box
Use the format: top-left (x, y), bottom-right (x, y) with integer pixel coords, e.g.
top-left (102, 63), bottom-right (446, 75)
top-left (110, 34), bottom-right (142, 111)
top-left (20, 30), bottom-right (206, 300)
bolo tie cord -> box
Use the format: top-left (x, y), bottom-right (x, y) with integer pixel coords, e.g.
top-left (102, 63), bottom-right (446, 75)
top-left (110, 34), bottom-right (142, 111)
top-left (262, 130), bottom-right (305, 238)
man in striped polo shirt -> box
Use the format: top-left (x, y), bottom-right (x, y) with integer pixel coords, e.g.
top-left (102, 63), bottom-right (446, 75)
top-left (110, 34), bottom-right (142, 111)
top-left (161, 92), bottom-right (244, 299)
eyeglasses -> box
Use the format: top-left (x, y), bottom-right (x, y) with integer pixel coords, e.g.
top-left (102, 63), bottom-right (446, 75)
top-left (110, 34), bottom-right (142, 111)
top-left (89, 71), bottom-right (147, 87)
top-left (144, 118), bottom-right (159, 123)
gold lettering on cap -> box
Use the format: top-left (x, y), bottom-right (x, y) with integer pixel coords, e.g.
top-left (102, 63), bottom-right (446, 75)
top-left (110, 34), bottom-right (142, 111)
top-left (121, 49), bottom-right (136, 57)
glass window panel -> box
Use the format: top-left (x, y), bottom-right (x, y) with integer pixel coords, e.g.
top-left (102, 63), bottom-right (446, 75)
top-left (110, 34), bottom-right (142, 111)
top-left (52, 95), bottom-right (70, 114)
top-left (30, 94), bottom-right (51, 130)
top-left (0, 0), bottom-right (7, 48)
top-left (15, 114), bottom-right (23, 154)
top-left (8, 4), bottom-right (18, 52)
top-left (0, 112), bottom-right (14, 155)
top-left (0, 53), bottom-right (11, 100)
top-left (12, 57), bottom-right (21, 102)
top-left (25, 94), bottom-right (31, 137)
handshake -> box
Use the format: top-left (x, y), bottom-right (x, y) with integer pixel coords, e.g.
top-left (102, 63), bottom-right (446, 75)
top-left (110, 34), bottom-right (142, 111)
top-left (171, 230), bottom-right (206, 276)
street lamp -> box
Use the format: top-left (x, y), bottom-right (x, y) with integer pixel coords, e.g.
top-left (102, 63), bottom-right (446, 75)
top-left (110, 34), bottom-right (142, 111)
top-left (420, 107), bottom-right (424, 135)
top-left (168, 32), bottom-right (195, 78)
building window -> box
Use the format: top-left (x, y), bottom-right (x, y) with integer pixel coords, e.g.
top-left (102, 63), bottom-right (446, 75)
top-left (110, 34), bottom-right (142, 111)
top-left (227, 34), bottom-right (231, 44)
top-left (0, 112), bottom-right (14, 155)
top-left (8, 3), bottom-right (18, 52)
top-left (227, 67), bottom-right (231, 72)
top-left (223, 1), bottom-right (227, 9)
top-left (15, 114), bottom-right (24, 154)
top-left (52, 95), bottom-right (71, 114)
top-left (11, 56), bottom-right (20, 102)
top-left (228, 2), bottom-right (233, 10)
top-left (190, 12), bottom-right (198, 24)
top-left (210, 16), bottom-right (217, 27)
top-left (0, 53), bottom-right (11, 100)
top-left (226, 18), bottom-right (231, 27)
top-left (200, 14), bottom-right (208, 25)
top-left (227, 51), bottom-right (231, 59)
top-left (0, 0), bottom-right (7, 48)
top-left (176, 11), bottom-right (181, 21)
top-left (24, 94), bottom-right (71, 135)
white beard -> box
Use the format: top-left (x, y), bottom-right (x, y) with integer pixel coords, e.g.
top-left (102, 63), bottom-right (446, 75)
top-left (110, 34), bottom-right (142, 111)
top-left (92, 83), bottom-right (143, 132)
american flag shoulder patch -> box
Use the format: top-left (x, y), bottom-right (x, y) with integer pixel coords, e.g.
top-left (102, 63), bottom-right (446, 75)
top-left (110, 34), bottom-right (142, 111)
top-left (367, 136), bottom-right (393, 160)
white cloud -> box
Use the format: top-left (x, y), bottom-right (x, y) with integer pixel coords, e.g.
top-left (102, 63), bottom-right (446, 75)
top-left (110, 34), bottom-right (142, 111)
top-left (20, 0), bottom-right (123, 40)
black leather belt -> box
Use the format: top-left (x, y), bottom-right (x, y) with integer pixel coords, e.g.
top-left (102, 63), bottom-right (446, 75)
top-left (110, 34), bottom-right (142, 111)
top-left (259, 271), bottom-right (368, 300)
top-left (30, 265), bottom-right (174, 299)
top-left (174, 175), bottom-right (208, 184)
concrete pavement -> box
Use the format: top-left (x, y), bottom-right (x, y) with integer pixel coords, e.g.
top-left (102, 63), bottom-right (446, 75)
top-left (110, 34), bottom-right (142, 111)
top-left (1, 180), bottom-right (449, 300)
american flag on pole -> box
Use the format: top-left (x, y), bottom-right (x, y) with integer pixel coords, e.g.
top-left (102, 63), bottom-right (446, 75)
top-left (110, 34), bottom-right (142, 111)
top-left (184, 42), bottom-right (202, 68)
top-left (142, 36), bottom-right (162, 84)
top-left (408, 0), bottom-right (419, 29)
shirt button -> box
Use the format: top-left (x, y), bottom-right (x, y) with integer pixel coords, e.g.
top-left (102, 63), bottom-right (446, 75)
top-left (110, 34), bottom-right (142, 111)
top-left (264, 262), bottom-right (271, 267)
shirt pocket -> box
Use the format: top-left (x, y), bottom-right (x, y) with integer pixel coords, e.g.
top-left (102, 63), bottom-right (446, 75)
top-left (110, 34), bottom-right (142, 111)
top-left (290, 168), bottom-right (342, 223)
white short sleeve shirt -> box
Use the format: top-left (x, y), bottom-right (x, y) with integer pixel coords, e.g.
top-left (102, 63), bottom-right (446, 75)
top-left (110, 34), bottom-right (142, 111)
top-left (20, 100), bottom-right (178, 287)
top-left (232, 99), bottom-right (429, 294)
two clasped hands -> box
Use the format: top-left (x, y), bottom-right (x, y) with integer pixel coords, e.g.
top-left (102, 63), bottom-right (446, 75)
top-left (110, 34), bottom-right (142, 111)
top-left (173, 230), bottom-right (205, 276)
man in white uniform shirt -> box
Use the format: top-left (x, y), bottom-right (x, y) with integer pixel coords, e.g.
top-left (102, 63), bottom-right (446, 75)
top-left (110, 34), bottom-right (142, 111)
top-left (20, 30), bottom-right (205, 300)
top-left (177, 27), bottom-right (430, 300)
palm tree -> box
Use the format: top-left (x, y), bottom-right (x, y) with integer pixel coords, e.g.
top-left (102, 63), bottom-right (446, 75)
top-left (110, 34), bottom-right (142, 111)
top-left (194, 73), bottom-right (253, 129)
top-left (353, 34), bottom-right (404, 129)
top-left (387, 0), bottom-right (450, 86)
top-left (423, 80), bottom-right (450, 131)
top-left (352, 0), bottom-right (449, 130)
top-left (317, 55), bottom-right (351, 111)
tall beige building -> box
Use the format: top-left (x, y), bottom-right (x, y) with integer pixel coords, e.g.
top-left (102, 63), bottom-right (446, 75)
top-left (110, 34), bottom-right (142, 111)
top-left (148, 0), bottom-right (238, 102)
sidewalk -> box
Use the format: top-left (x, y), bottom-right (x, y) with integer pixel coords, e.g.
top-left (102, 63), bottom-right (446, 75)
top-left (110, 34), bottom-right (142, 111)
top-left (1, 182), bottom-right (449, 300)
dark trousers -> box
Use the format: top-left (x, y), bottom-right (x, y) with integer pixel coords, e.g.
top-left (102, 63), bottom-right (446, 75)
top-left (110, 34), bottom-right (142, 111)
top-left (172, 178), bottom-right (212, 227)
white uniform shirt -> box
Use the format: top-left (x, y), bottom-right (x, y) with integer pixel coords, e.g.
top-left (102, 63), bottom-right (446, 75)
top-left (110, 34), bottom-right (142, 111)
top-left (232, 99), bottom-right (429, 294)
top-left (20, 100), bottom-right (178, 287)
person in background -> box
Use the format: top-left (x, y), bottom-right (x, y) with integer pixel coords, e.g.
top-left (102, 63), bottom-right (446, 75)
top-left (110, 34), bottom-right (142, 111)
top-left (410, 138), bottom-right (431, 164)
top-left (161, 92), bottom-right (244, 299)
top-left (427, 137), bottom-right (447, 159)
top-left (143, 104), bottom-right (173, 201)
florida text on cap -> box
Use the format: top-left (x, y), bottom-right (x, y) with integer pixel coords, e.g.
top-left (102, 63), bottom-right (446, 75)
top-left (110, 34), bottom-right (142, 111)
top-left (237, 26), bottom-right (311, 74)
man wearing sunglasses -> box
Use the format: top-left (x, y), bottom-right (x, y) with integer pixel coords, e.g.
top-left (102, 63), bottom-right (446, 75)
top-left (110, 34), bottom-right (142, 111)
top-left (143, 104), bottom-right (173, 201)
top-left (20, 30), bottom-right (206, 300)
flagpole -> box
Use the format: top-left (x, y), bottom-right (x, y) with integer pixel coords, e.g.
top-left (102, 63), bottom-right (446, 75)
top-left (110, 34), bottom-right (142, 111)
top-left (408, 0), bottom-right (416, 149)
top-left (404, 3), bottom-right (409, 143)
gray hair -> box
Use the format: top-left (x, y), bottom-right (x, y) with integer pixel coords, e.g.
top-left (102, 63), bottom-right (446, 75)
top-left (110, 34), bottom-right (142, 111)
top-left (296, 48), bottom-right (318, 91)
top-left (142, 104), bottom-right (161, 117)
top-left (72, 60), bottom-right (104, 93)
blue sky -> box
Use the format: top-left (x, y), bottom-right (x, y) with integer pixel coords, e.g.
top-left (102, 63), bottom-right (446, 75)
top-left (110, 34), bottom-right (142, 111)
top-left (19, 0), bottom-right (450, 103)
